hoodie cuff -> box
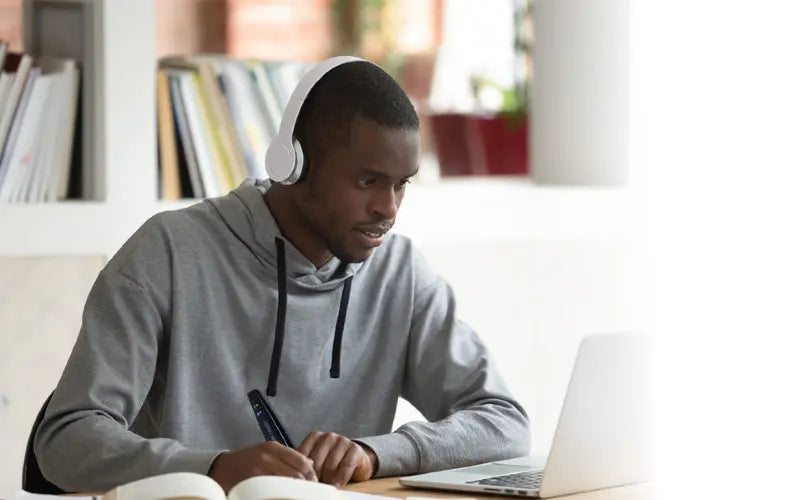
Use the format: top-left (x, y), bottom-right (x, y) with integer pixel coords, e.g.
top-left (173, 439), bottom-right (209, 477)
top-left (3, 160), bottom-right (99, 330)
top-left (354, 432), bottom-right (420, 478)
top-left (162, 448), bottom-right (227, 476)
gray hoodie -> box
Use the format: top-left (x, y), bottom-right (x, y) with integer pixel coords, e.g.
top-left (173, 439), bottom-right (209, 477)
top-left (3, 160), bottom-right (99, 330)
top-left (35, 179), bottom-right (530, 492)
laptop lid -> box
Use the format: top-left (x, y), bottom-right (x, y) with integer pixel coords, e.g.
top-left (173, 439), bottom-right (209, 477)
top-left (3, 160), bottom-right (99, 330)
top-left (538, 331), bottom-right (655, 497)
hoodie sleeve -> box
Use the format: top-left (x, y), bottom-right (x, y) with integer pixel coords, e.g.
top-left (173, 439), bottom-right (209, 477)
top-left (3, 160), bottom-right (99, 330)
top-left (356, 248), bottom-right (531, 477)
top-left (33, 216), bottom-right (224, 492)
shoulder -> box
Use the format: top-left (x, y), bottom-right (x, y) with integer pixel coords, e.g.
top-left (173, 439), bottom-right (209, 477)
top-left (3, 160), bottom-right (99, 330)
top-left (365, 233), bottom-right (442, 291)
top-left (125, 200), bottom-right (226, 251)
top-left (105, 201), bottom-right (218, 277)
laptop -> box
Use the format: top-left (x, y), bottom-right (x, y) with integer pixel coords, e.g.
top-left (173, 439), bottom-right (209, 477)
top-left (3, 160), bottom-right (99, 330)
top-left (399, 332), bottom-right (654, 497)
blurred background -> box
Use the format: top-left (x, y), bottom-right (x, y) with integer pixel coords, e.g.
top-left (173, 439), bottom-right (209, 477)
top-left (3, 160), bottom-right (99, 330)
top-left (0, 0), bottom-right (640, 496)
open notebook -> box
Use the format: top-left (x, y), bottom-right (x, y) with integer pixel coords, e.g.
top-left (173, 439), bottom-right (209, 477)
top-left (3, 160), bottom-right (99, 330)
top-left (10, 472), bottom-right (412, 500)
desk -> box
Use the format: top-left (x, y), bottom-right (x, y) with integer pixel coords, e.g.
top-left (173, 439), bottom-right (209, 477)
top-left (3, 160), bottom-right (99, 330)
top-left (61, 479), bottom-right (653, 499)
top-left (345, 478), bottom-right (655, 499)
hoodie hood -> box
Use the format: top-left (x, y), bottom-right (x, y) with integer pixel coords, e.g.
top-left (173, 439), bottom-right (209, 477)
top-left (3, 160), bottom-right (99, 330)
top-left (208, 178), bottom-right (363, 292)
top-left (209, 178), bottom-right (358, 395)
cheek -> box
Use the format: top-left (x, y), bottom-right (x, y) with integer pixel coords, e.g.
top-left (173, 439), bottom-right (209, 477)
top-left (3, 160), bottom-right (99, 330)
top-left (335, 195), bottom-right (367, 227)
top-left (321, 194), bottom-right (361, 232)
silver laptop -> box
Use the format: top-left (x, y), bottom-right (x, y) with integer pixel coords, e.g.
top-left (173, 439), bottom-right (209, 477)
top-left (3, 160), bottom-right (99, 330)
top-left (400, 332), bottom-right (654, 498)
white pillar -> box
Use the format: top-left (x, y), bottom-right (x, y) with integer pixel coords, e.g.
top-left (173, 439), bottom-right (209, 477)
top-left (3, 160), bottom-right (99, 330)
top-left (531, 0), bottom-right (629, 185)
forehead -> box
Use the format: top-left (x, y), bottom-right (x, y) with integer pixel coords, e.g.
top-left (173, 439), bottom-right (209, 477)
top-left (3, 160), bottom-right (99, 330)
top-left (336, 116), bottom-right (420, 177)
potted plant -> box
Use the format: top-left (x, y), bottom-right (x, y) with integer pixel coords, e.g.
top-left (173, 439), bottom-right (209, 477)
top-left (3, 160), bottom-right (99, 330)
top-left (430, 0), bottom-right (532, 176)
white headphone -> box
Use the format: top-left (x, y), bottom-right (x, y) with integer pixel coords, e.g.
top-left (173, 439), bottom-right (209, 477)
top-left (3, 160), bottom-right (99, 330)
top-left (264, 56), bottom-right (366, 184)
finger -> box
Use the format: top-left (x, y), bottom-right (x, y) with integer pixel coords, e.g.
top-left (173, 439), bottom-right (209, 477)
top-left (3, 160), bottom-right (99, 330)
top-left (320, 437), bottom-right (352, 485)
top-left (277, 446), bottom-right (318, 481)
top-left (263, 442), bottom-right (317, 481)
top-left (330, 442), bottom-right (360, 487)
top-left (296, 431), bottom-right (323, 457)
top-left (258, 446), bottom-right (308, 480)
top-left (309, 432), bottom-right (338, 479)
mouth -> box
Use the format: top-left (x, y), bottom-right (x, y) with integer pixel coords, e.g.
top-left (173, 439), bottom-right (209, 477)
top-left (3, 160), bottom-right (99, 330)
top-left (353, 225), bottom-right (392, 248)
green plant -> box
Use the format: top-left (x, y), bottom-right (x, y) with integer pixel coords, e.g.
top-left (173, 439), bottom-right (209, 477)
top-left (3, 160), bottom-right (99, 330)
top-left (468, 0), bottom-right (532, 123)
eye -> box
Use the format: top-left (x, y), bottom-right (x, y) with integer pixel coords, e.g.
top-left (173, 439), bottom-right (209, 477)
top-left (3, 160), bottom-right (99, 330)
top-left (357, 177), bottom-right (377, 189)
top-left (394, 179), bottom-right (411, 190)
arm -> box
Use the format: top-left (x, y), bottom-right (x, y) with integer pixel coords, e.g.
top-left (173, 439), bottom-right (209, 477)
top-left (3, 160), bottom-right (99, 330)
top-left (357, 250), bottom-right (531, 477)
top-left (33, 218), bottom-right (223, 492)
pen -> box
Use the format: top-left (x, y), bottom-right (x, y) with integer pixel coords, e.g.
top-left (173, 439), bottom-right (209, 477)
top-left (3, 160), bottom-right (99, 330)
top-left (247, 389), bottom-right (294, 448)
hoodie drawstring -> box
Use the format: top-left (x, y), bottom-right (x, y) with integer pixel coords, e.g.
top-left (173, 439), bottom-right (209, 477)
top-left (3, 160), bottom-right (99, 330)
top-left (330, 275), bottom-right (353, 378)
top-left (266, 237), bottom-right (354, 396)
top-left (266, 237), bottom-right (288, 396)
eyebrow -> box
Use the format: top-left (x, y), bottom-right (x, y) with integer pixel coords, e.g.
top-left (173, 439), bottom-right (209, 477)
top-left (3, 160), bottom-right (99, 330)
top-left (357, 167), bottom-right (419, 181)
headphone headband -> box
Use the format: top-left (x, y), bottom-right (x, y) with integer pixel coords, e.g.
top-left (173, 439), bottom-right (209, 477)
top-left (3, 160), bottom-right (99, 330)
top-left (277, 56), bottom-right (363, 144)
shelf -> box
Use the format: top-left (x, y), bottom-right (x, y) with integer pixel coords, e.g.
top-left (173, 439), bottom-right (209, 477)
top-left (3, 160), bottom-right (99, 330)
top-left (1, 202), bottom-right (140, 257)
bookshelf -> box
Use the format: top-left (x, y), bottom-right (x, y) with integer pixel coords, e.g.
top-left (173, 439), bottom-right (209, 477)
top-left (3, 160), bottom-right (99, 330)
top-left (0, 1), bottom-right (156, 256)
top-left (0, 0), bottom-right (632, 258)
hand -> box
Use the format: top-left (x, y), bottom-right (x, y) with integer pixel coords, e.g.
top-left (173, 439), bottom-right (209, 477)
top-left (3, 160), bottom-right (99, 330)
top-left (296, 431), bottom-right (377, 487)
top-left (208, 441), bottom-right (317, 492)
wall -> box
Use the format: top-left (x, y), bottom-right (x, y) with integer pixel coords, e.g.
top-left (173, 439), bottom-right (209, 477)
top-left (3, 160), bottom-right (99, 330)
top-left (0, 257), bottom-right (105, 496)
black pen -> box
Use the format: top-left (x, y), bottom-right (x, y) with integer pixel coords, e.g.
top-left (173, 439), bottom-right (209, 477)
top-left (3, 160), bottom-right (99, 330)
top-left (247, 389), bottom-right (294, 448)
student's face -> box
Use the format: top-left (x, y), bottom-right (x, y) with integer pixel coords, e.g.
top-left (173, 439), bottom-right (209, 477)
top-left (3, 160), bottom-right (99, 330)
top-left (296, 115), bottom-right (420, 264)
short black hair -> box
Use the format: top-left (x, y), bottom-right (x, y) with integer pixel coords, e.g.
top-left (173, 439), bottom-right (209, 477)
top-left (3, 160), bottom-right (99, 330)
top-left (294, 60), bottom-right (419, 163)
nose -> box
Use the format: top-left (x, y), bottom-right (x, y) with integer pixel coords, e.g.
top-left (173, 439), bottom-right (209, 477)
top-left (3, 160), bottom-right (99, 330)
top-left (369, 185), bottom-right (399, 221)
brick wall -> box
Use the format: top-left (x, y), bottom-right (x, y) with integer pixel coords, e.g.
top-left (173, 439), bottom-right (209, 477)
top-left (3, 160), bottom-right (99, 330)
top-left (0, 0), bottom-right (22, 51)
top-left (226, 0), bottom-right (334, 61)
top-left (1, 0), bottom-right (436, 64)
top-left (156, 0), bottom-right (228, 57)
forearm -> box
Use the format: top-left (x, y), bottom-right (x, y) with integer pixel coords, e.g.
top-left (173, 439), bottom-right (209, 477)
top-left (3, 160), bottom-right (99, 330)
top-left (357, 398), bottom-right (530, 477)
top-left (35, 411), bottom-right (223, 492)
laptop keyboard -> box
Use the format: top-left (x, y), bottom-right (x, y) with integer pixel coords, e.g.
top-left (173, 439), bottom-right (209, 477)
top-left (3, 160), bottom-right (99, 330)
top-left (470, 469), bottom-right (544, 490)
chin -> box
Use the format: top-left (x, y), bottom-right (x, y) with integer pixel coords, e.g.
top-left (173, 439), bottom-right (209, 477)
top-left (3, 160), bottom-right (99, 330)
top-left (336, 247), bottom-right (374, 264)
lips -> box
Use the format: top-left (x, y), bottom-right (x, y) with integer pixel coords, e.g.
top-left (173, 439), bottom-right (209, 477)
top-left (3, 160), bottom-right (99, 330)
top-left (357, 228), bottom-right (384, 238)
top-left (353, 223), bottom-right (392, 248)
top-left (355, 223), bottom-right (392, 237)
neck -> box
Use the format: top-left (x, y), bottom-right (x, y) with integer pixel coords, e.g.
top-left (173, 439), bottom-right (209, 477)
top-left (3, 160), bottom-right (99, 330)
top-left (264, 185), bottom-right (332, 269)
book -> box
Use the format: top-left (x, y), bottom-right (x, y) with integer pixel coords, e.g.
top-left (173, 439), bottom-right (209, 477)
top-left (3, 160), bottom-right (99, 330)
top-left (248, 60), bottom-right (282, 138)
top-left (156, 69), bottom-right (182, 200)
top-left (0, 53), bottom-right (33, 160)
top-left (34, 56), bottom-right (80, 202)
top-left (0, 68), bottom-right (42, 202)
top-left (217, 59), bottom-right (273, 179)
top-left (193, 70), bottom-right (234, 194)
top-left (0, 72), bottom-right (14, 110)
top-left (0, 41), bottom-right (7, 69)
top-left (0, 53), bottom-right (80, 203)
top-left (160, 56), bottom-right (248, 190)
top-left (175, 70), bottom-right (223, 197)
top-left (10, 471), bottom-right (397, 500)
top-left (168, 72), bottom-right (205, 198)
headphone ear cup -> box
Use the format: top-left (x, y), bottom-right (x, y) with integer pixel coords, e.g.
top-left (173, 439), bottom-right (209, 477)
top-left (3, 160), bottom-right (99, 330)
top-left (289, 137), bottom-right (306, 184)
top-left (265, 138), bottom-right (296, 183)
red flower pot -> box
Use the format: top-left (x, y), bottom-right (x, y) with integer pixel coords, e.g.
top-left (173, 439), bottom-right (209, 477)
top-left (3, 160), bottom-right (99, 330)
top-left (430, 113), bottom-right (529, 176)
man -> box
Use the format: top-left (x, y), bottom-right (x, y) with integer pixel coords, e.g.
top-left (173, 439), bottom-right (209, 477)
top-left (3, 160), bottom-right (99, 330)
top-left (35, 58), bottom-right (530, 493)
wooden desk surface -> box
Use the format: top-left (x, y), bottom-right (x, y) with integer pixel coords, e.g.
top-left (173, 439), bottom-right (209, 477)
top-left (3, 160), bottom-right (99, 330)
top-left (60, 478), bottom-right (653, 499)
top-left (345, 478), bottom-right (655, 499)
